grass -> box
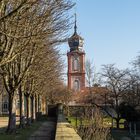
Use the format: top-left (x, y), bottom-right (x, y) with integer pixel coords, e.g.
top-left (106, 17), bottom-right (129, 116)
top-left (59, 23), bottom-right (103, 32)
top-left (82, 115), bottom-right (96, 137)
top-left (67, 116), bottom-right (126, 128)
top-left (103, 117), bottom-right (125, 128)
top-left (0, 121), bottom-right (43, 140)
top-left (67, 116), bottom-right (140, 140)
top-left (67, 117), bottom-right (81, 127)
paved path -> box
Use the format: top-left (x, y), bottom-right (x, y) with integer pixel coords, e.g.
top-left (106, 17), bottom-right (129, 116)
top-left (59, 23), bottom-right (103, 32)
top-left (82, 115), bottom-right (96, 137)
top-left (29, 118), bottom-right (56, 140)
top-left (55, 114), bottom-right (82, 140)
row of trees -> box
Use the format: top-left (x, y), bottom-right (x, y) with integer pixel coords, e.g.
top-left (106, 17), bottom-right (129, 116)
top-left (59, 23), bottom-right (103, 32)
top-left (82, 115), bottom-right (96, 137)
top-left (0, 0), bottom-right (74, 132)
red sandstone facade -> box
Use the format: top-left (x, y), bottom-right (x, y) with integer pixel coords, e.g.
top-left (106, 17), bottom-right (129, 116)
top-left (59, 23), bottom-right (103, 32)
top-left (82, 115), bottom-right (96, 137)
top-left (67, 51), bottom-right (85, 91)
top-left (67, 17), bottom-right (85, 91)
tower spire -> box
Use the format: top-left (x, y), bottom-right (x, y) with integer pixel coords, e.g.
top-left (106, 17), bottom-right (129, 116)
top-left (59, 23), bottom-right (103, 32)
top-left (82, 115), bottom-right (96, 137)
top-left (74, 13), bottom-right (77, 34)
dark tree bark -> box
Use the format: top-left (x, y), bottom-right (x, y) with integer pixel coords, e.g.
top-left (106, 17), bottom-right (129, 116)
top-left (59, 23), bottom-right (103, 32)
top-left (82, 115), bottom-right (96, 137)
top-left (18, 85), bottom-right (23, 128)
top-left (35, 95), bottom-right (37, 116)
top-left (7, 93), bottom-right (14, 132)
top-left (31, 96), bottom-right (34, 122)
top-left (25, 94), bottom-right (30, 125)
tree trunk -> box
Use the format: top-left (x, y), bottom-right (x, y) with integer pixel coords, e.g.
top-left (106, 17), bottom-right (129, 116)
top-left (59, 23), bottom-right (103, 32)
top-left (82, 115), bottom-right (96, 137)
top-left (31, 96), bottom-right (34, 122)
top-left (38, 95), bottom-right (40, 112)
top-left (18, 86), bottom-right (23, 128)
top-left (35, 95), bottom-right (37, 117)
top-left (26, 95), bottom-right (30, 125)
top-left (116, 109), bottom-right (120, 129)
top-left (6, 94), bottom-right (14, 132)
top-left (116, 119), bottom-right (120, 129)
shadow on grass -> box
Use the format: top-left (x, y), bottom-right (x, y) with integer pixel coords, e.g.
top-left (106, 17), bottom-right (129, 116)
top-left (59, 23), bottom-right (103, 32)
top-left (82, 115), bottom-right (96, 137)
top-left (0, 120), bottom-right (43, 140)
top-left (0, 115), bottom-right (58, 140)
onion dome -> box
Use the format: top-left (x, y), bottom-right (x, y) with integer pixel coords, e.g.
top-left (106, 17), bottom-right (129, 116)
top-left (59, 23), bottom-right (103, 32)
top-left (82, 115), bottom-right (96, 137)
top-left (68, 14), bottom-right (84, 52)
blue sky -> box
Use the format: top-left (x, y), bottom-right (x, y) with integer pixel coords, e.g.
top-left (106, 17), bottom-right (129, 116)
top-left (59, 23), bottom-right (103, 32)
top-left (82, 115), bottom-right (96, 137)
top-left (61, 0), bottom-right (140, 73)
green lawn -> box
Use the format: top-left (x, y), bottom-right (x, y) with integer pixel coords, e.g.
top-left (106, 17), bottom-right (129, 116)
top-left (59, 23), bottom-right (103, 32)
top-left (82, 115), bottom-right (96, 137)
top-left (67, 116), bottom-right (81, 127)
top-left (0, 121), bottom-right (42, 140)
top-left (67, 116), bottom-right (125, 128)
top-left (103, 117), bottom-right (125, 128)
top-left (67, 116), bottom-right (140, 140)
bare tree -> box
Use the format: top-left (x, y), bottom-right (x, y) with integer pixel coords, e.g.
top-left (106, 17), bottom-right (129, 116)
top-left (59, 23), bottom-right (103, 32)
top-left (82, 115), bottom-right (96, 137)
top-left (85, 59), bottom-right (95, 89)
top-left (129, 53), bottom-right (140, 106)
top-left (77, 107), bottom-right (110, 140)
top-left (0, 0), bottom-right (74, 132)
top-left (123, 72), bottom-right (140, 108)
top-left (0, 0), bottom-right (28, 22)
top-left (1, 45), bottom-right (34, 132)
top-left (99, 64), bottom-right (130, 128)
top-left (132, 53), bottom-right (140, 71)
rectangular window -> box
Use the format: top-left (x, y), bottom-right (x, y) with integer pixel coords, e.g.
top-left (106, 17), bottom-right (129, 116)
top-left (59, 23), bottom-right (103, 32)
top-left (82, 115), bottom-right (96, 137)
top-left (2, 102), bottom-right (8, 112)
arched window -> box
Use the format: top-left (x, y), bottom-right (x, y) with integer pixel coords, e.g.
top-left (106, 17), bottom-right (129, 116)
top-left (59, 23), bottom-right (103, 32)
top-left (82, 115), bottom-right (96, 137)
top-left (74, 80), bottom-right (80, 91)
top-left (73, 58), bottom-right (79, 71)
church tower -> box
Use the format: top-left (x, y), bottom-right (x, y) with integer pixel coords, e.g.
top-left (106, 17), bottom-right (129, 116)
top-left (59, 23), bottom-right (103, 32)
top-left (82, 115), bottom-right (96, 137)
top-left (67, 15), bottom-right (85, 91)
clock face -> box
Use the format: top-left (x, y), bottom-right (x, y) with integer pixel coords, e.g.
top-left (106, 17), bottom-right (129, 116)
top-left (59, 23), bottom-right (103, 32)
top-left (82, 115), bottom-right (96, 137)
top-left (73, 41), bottom-right (79, 46)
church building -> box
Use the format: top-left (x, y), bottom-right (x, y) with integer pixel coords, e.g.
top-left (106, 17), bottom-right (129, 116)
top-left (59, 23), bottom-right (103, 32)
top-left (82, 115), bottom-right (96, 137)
top-left (67, 16), bottom-right (85, 92)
